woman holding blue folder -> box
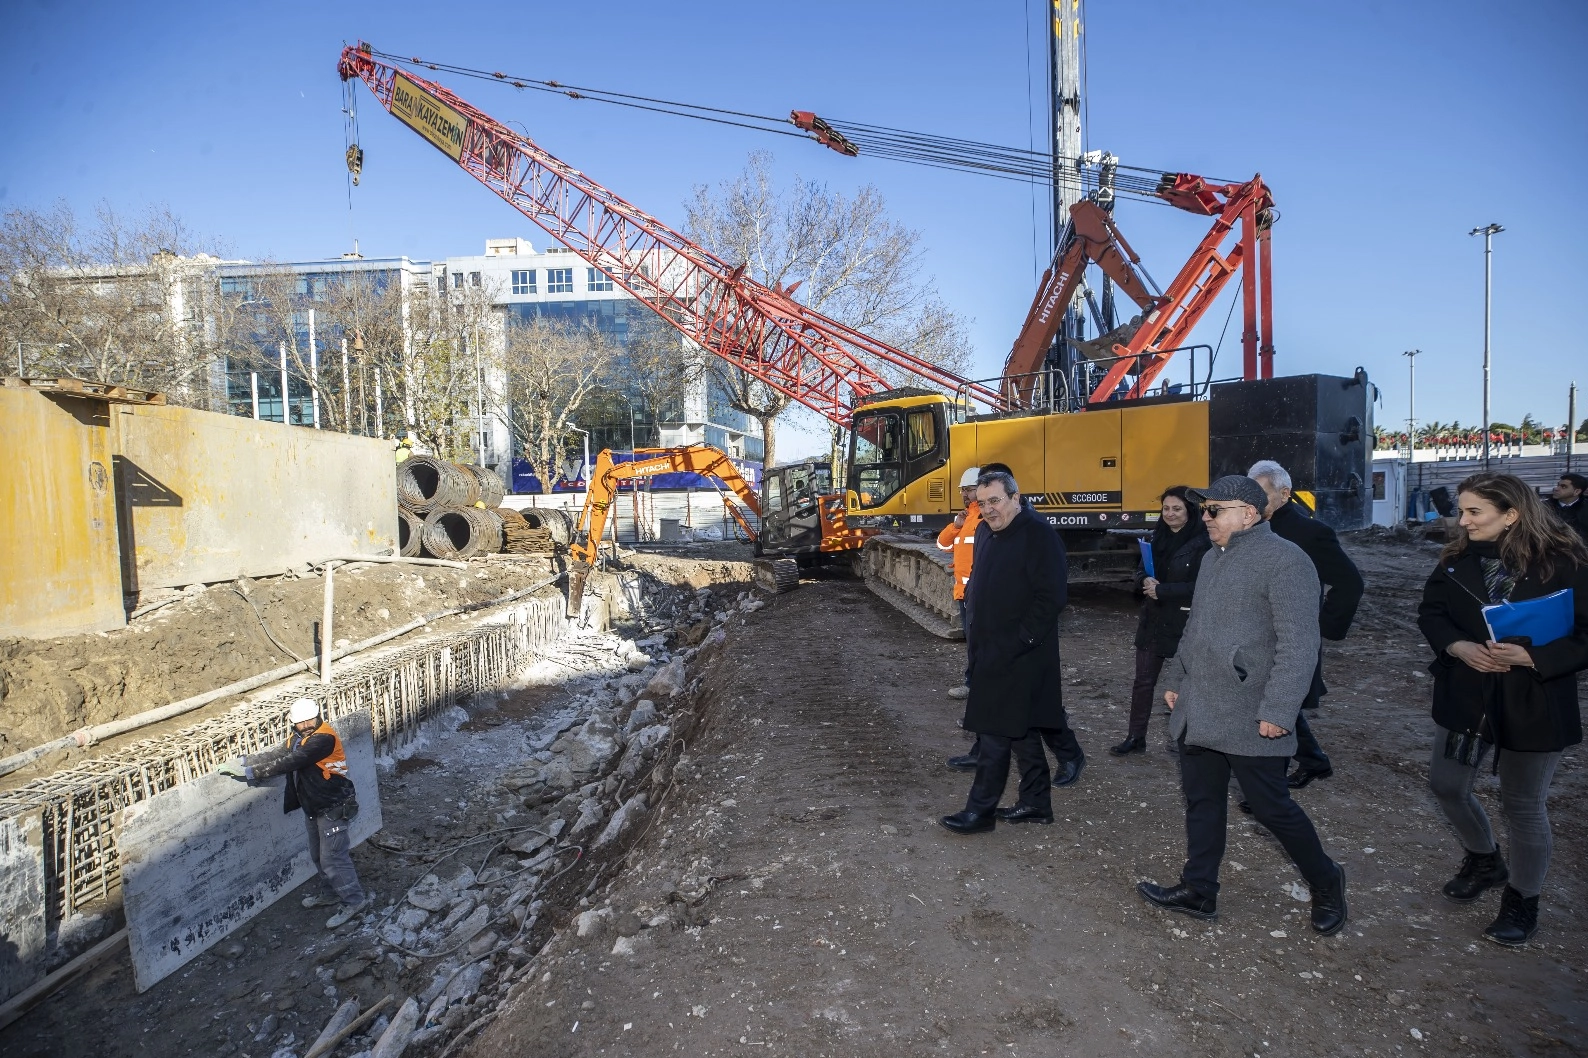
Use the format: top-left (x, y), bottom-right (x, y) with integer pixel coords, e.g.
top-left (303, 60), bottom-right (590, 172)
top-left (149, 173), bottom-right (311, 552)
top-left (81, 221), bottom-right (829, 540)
top-left (1417, 473), bottom-right (1588, 946)
top-left (1112, 486), bottom-right (1210, 755)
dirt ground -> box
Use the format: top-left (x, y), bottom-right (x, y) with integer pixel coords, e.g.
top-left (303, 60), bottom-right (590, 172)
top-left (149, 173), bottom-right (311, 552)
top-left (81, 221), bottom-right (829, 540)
top-left (4, 534), bottom-right (1584, 1057)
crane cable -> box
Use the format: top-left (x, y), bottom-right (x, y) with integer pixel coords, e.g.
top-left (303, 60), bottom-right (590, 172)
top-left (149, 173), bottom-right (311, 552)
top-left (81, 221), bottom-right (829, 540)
top-left (364, 48), bottom-right (1233, 202)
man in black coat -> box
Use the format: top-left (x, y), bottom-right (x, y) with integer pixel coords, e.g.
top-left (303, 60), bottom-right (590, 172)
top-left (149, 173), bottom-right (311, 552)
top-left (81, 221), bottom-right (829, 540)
top-left (940, 470), bottom-right (1079, 833)
top-left (1548, 473), bottom-right (1588, 544)
top-left (1248, 460), bottom-right (1365, 788)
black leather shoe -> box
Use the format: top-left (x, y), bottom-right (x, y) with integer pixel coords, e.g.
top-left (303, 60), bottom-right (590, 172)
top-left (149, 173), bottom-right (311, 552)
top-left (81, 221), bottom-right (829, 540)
top-left (1287, 766), bottom-right (1333, 789)
top-left (1052, 754), bottom-right (1086, 787)
top-left (1237, 800), bottom-right (1253, 815)
top-left (939, 810), bottom-right (995, 834)
top-left (1137, 881), bottom-right (1217, 920)
top-left (1109, 736), bottom-right (1146, 756)
top-left (1310, 864), bottom-right (1348, 936)
top-left (946, 753), bottom-right (980, 772)
top-left (994, 804), bottom-right (1053, 824)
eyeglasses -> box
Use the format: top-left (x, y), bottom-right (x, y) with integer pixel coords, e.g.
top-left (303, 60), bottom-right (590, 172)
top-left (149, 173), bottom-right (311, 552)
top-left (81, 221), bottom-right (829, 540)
top-left (1201, 504), bottom-right (1249, 518)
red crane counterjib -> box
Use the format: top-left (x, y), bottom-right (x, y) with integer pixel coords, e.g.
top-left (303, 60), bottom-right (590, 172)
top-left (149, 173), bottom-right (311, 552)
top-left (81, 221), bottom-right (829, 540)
top-left (339, 45), bottom-right (1005, 427)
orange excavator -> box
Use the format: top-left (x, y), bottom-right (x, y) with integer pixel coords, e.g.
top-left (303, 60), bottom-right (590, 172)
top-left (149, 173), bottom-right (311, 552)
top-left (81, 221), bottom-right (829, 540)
top-left (565, 446), bottom-right (870, 613)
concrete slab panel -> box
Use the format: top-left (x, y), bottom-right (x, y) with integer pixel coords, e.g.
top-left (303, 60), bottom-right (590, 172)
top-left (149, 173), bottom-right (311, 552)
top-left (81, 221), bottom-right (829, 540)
top-left (111, 404), bottom-right (397, 591)
top-left (119, 712), bottom-right (382, 992)
top-left (0, 810), bottom-right (47, 1004)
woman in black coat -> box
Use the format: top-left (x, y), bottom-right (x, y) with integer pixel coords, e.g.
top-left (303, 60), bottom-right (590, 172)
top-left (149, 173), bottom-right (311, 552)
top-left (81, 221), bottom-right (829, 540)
top-left (1112, 486), bottom-right (1211, 755)
top-left (1417, 472), bottom-right (1588, 946)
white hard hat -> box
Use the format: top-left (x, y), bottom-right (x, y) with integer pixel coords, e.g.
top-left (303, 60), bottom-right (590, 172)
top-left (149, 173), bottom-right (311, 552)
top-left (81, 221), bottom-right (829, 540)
top-left (288, 698), bottom-right (320, 725)
top-left (959, 467), bottom-right (982, 488)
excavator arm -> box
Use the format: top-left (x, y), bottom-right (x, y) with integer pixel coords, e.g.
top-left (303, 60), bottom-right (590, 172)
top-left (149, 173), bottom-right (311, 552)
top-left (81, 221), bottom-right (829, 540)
top-left (566, 446), bottom-right (761, 614)
top-left (1002, 200), bottom-right (1162, 403)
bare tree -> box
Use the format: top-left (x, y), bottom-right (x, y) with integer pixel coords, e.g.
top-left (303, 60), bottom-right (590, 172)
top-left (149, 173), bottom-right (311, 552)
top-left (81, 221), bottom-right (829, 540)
top-left (493, 317), bottom-right (616, 493)
top-left (616, 315), bottom-right (703, 443)
top-left (405, 278), bottom-right (503, 459)
top-left (683, 150), bottom-right (974, 465)
top-left (0, 201), bottom-right (231, 406)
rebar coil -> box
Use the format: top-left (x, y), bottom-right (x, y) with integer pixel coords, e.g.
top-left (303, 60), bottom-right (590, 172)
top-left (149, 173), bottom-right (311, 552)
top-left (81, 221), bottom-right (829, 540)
top-left (520, 506), bottom-right (573, 546)
top-left (457, 463), bottom-right (506, 508)
top-left (421, 507), bottom-right (486, 559)
top-left (398, 507), bottom-right (424, 557)
top-left (467, 506), bottom-right (504, 554)
top-left (397, 455), bottom-right (473, 513)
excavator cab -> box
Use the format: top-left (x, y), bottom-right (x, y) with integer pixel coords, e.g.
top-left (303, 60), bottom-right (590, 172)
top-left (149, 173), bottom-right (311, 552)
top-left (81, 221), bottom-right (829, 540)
top-left (756, 461), bottom-right (833, 556)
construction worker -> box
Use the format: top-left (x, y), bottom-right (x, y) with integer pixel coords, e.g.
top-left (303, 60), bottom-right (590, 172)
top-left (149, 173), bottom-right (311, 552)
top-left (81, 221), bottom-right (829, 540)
top-left (394, 434), bottom-right (415, 463)
top-left (217, 698), bottom-right (371, 929)
top-left (937, 466), bottom-right (981, 700)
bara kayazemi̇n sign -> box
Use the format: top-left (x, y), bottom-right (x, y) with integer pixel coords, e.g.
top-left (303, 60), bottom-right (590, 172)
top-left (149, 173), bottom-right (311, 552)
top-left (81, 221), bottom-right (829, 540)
top-left (391, 72), bottom-right (466, 161)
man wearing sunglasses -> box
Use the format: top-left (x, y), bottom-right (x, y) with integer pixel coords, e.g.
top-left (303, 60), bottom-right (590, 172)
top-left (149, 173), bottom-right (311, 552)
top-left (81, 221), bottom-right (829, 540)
top-left (1136, 475), bottom-right (1348, 935)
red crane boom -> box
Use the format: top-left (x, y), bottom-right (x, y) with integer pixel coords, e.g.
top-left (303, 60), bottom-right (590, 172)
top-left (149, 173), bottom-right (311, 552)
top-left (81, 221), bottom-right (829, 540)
top-left (338, 45), bottom-right (1007, 428)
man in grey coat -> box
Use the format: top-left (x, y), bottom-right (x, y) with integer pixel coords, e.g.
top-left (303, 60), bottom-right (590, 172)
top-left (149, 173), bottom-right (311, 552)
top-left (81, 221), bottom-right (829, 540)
top-left (1136, 475), bottom-right (1348, 935)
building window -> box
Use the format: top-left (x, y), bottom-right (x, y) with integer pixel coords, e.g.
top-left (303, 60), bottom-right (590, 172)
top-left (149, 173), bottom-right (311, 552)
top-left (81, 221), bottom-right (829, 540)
top-left (511, 269), bottom-right (536, 295)
top-left (469, 271), bottom-right (482, 287)
top-left (587, 267), bottom-right (613, 292)
top-left (547, 268), bottom-right (574, 294)
top-left (437, 276), bottom-right (447, 293)
top-left (452, 272), bottom-right (464, 289)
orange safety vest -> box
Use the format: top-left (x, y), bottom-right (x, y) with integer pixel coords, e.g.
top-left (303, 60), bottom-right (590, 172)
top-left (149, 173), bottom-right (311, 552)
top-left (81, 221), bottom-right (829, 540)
top-left (936, 500), bottom-right (982, 601)
top-left (294, 721), bottom-right (350, 782)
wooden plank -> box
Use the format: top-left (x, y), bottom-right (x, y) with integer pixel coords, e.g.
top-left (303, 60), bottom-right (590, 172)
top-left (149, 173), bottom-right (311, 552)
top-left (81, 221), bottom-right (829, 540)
top-left (119, 711), bottom-right (383, 992)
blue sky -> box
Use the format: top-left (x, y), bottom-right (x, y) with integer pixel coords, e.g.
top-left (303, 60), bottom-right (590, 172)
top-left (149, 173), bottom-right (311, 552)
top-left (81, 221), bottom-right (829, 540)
top-left (2, 0), bottom-right (1584, 457)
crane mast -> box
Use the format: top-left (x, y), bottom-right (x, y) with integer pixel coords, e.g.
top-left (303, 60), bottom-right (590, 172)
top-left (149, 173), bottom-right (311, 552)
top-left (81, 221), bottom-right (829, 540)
top-left (337, 45), bottom-right (1007, 430)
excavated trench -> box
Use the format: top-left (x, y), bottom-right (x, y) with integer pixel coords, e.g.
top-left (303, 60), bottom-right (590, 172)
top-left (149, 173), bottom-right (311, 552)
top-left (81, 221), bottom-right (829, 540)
top-left (0, 549), bottom-right (758, 1058)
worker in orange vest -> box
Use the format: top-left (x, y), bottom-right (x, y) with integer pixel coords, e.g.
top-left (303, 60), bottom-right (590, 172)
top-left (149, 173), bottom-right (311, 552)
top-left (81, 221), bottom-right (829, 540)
top-left (219, 698), bottom-right (370, 928)
top-left (937, 466), bottom-right (982, 700)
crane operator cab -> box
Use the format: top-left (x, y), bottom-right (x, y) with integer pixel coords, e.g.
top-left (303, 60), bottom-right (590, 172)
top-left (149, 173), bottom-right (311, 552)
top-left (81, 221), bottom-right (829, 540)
top-left (846, 391), bottom-right (952, 517)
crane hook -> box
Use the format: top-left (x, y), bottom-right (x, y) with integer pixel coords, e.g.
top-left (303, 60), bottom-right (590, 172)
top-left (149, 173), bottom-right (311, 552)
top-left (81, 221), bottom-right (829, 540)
top-left (345, 144), bottom-right (364, 186)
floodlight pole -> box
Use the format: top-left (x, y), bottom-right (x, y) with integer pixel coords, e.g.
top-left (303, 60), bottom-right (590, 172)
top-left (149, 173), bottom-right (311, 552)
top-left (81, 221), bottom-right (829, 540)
top-left (1403, 349), bottom-right (1420, 457)
top-left (1469, 223), bottom-right (1503, 467)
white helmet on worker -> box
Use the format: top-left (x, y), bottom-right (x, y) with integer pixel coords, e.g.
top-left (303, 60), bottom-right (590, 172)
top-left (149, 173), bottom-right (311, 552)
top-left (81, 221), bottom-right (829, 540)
top-left (959, 467), bottom-right (981, 488)
top-left (288, 698), bottom-right (321, 725)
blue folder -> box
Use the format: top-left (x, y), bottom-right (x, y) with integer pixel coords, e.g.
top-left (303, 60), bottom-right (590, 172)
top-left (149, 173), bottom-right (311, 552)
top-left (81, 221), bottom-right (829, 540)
top-left (1138, 539), bottom-right (1155, 578)
top-left (1482, 588), bottom-right (1574, 646)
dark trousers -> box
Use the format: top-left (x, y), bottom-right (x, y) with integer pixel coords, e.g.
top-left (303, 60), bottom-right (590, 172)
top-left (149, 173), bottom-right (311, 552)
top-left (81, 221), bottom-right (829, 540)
top-left (1179, 741), bottom-right (1336, 898)
top-left (1292, 657), bottom-right (1331, 772)
top-left (963, 712), bottom-right (1082, 767)
top-left (965, 732), bottom-right (1051, 815)
top-left (1127, 648), bottom-right (1167, 740)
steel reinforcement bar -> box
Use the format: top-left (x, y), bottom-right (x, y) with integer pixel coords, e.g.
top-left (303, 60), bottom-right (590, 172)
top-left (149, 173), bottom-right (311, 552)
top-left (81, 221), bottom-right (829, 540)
top-left (0, 593), bottom-right (572, 924)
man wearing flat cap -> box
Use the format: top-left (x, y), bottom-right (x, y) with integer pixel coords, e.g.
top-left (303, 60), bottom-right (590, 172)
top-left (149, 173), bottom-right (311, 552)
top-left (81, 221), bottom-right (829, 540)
top-left (1136, 475), bottom-right (1348, 935)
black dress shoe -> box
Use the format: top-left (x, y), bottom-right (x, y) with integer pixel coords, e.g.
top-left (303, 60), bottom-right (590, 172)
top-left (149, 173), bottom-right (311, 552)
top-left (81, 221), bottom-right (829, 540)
top-left (1051, 754), bottom-right (1086, 787)
top-left (1136, 881), bottom-right (1217, 920)
top-left (946, 753), bottom-right (980, 771)
top-left (939, 810), bottom-right (996, 834)
top-left (1287, 766), bottom-right (1333, 789)
top-left (994, 804), bottom-right (1053, 825)
top-left (1237, 800), bottom-right (1253, 815)
top-left (1310, 864), bottom-right (1348, 936)
top-left (1109, 736), bottom-right (1146, 756)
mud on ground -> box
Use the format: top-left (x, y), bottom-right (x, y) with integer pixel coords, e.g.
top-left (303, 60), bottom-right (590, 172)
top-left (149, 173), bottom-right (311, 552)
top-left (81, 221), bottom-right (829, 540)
top-left (5, 534), bottom-right (1585, 1057)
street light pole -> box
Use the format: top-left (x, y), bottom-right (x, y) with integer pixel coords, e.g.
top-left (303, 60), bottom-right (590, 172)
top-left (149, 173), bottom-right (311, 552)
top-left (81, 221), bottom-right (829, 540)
top-left (1469, 223), bottom-right (1503, 467)
top-left (1403, 349), bottom-right (1420, 458)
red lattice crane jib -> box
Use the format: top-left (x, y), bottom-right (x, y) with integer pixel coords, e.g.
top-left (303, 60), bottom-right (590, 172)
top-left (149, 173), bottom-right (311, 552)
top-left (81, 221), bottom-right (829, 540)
top-left (338, 44), bottom-right (1006, 428)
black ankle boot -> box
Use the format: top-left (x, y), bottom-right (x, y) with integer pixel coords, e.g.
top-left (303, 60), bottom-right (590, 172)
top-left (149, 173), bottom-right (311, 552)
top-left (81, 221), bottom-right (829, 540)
top-left (1442, 846), bottom-right (1509, 903)
top-left (1482, 885), bottom-right (1538, 947)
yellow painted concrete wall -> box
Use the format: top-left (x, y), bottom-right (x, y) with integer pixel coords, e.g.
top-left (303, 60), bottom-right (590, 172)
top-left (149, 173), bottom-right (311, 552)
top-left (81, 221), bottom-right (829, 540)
top-left (0, 389), bottom-right (126, 637)
top-left (111, 404), bottom-right (397, 590)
